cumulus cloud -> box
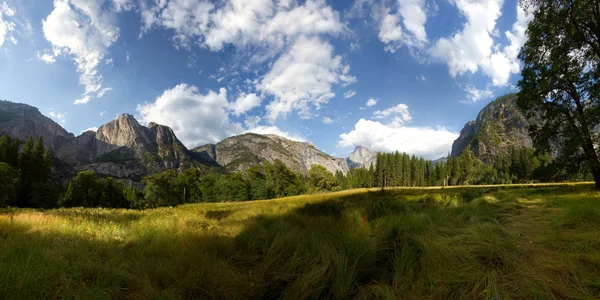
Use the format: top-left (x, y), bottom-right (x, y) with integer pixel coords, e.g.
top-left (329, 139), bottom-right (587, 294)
top-left (37, 51), bottom-right (56, 63)
top-left (372, 103), bottom-right (412, 126)
top-left (137, 83), bottom-right (305, 147)
top-left (42, 0), bottom-right (125, 104)
top-left (80, 126), bottom-right (98, 134)
top-left (140, 0), bottom-right (353, 120)
top-left (377, 0), bottom-right (429, 53)
top-left (260, 36), bottom-right (355, 121)
top-left (460, 84), bottom-right (494, 104)
top-left (142, 0), bottom-right (343, 52)
top-left (48, 111), bottom-right (67, 124)
top-left (229, 93), bottom-right (261, 117)
top-left (247, 125), bottom-right (306, 142)
top-left (0, 1), bottom-right (16, 48)
top-left (323, 116), bottom-right (333, 124)
top-left (137, 83), bottom-right (244, 147)
top-left (344, 90), bottom-right (356, 99)
top-left (339, 119), bottom-right (458, 159)
top-left (431, 1), bottom-right (534, 86)
top-left (366, 98), bottom-right (377, 107)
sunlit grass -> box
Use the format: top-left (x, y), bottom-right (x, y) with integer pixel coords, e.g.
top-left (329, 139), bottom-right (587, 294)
top-left (1, 184), bottom-right (599, 299)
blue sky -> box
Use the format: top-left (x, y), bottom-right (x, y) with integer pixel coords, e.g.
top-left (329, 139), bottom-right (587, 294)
top-left (0, 0), bottom-right (531, 159)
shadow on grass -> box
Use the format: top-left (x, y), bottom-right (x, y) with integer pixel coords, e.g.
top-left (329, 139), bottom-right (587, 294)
top-left (1, 187), bottom-right (599, 299)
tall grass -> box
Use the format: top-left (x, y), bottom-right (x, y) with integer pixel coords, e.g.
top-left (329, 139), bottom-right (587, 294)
top-left (0, 185), bottom-right (599, 299)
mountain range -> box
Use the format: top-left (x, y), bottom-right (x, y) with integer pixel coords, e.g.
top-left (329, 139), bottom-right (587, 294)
top-left (0, 100), bottom-right (355, 179)
top-left (0, 93), bottom-right (535, 181)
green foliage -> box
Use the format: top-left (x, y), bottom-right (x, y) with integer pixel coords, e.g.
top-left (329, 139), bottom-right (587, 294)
top-left (518, 0), bottom-right (600, 187)
top-left (0, 162), bottom-right (19, 207)
top-left (265, 160), bottom-right (304, 197)
top-left (308, 164), bottom-right (340, 192)
top-left (142, 170), bottom-right (182, 208)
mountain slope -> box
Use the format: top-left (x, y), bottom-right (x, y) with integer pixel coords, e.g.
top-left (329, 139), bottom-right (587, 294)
top-left (0, 100), bottom-right (74, 149)
top-left (55, 114), bottom-right (201, 179)
top-left (451, 93), bottom-right (533, 161)
top-left (347, 145), bottom-right (377, 168)
top-left (193, 133), bottom-right (349, 176)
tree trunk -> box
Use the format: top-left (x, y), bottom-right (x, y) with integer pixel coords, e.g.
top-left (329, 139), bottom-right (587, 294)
top-left (592, 164), bottom-right (600, 188)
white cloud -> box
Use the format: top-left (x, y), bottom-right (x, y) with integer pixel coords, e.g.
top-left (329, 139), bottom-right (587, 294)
top-left (137, 83), bottom-right (244, 147)
top-left (417, 74), bottom-right (426, 81)
top-left (377, 0), bottom-right (429, 53)
top-left (366, 98), bottom-right (377, 107)
top-left (142, 0), bottom-right (343, 52)
top-left (344, 90), bottom-right (356, 99)
top-left (97, 87), bottom-right (112, 98)
top-left (80, 126), bottom-right (98, 134)
top-left (0, 1), bottom-right (16, 48)
top-left (141, 0), bottom-right (352, 120)
top-left (48, 111), bottom-right (67, 124)
top-left (372, 103), bottom-right (412, 127)
top-left (431, 0), bottom-right (534, 87)
top-left (244, 115), bottom-right (261, 128)
top-left (100, 111), bottom-right (106, 116)
top-left (229, 93), bottom-right (261, 117)
top-left (246, 125), bottom-right (305, 142)
top-left (461, 84), bottom-right (494, 104)
top-left (260, 36), bottom-right (354, 121)
top-left (37, 51), bottom-right (56, 64)
top-left (323, 116), bottom-right (333, 124)
top-left (42, 0), bottom-right (122, 104)
top-left (339, 119), bottom-right (458, 159)
top-left (74, 95), bottom-right (91, 105)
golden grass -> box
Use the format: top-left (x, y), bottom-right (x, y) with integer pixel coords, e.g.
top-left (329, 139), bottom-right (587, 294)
top-left (1, 183), bottom-right (599, 299)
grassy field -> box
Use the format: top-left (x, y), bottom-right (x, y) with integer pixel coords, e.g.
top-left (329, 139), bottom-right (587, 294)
top-left (1, 184), bottom-right (600, 299)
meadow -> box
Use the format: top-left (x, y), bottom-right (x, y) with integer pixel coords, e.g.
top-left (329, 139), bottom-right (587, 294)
top-left (1, 184), bottom-right (599, 299)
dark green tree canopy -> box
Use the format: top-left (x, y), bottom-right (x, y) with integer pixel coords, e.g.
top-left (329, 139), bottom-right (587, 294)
top-left (518, 0), bottom-right (600, 187)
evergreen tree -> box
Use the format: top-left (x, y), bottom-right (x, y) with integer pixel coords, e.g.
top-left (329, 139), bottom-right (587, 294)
top-left (17, 137), bottom-right (34, 207)
top-left (0, 162), bottom-right (19, 207)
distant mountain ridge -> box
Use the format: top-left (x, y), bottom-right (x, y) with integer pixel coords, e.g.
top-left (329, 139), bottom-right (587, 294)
top-left (52, 114), bottom-right (201, 179)
top-left (0, 100), bottom-right (74, 149)
top-left (347, 145), bottom-right (377, 168)
top-left (192, 133), bottom-right (349, 176)
top-left (0, 100), bottom-right (350, 179)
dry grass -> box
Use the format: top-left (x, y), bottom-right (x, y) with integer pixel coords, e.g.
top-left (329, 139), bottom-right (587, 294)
top-left (1, 184), bottom-right (599, 299)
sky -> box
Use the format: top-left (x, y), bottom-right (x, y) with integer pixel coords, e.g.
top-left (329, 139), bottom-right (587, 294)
top-left (0, 0), bottom-right (533, 159)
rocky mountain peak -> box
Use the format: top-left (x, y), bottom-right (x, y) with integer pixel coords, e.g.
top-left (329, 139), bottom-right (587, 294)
top-left (348, 145), bottom-right (378, 168)
top-left (451, 93), bottom-right (533, 161)
top-left (0, 100), bottom-right (74, 149)
top-left (193, 132), bottom-right (349, 176)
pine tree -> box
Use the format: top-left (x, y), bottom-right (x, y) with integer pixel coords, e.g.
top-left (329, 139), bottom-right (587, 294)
top-left (402, 153), bottom-right (410, 187)
top-left (17, 137), bottom-right (34, 207)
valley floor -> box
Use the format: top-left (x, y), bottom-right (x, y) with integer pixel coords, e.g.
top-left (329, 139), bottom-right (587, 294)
top-left (1, 184), bottom-right (599, 299)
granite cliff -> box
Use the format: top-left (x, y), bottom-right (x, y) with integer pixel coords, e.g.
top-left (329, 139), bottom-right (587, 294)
top-left (0, 100), bottom-right (74, 149)
top-left (451, 93), bottom-right (533, 161)
top-left (193, 133), bottom-right (349, 176)
top-left (347, 145), bottom-right (377, 168)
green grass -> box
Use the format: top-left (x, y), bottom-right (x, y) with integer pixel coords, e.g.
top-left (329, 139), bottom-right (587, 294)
top-left (1, 184), bottom-right (600, 299)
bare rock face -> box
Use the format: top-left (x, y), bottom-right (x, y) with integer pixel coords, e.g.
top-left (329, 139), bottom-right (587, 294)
top-left (347, 145), bottom-right (378, 168)
top-left (451, 93), bottom-right (533, 161)
top-left (0, 100), bottom-right (74, 148)
top-left (55, 114), bottom-right (199, 179)
top-left (193, 133), bottom-right (349, 176)
top-left (1, 100), bottom-right (351, 180)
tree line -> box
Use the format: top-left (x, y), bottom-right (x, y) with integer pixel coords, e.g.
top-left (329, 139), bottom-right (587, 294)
top-left (0, 132), bottom-right (592, 210)
top-left (0, 134), bottom-right (344, 209)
